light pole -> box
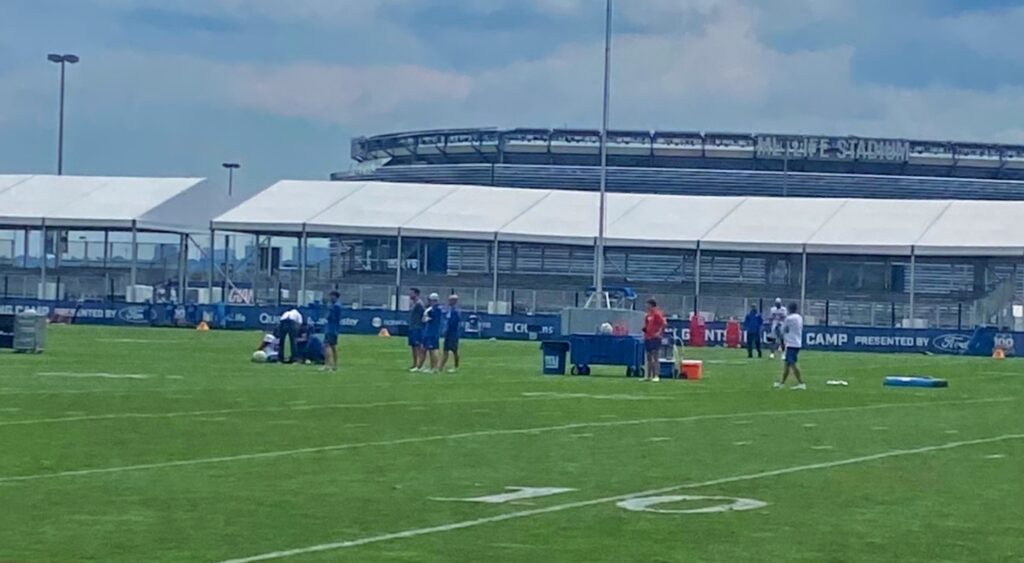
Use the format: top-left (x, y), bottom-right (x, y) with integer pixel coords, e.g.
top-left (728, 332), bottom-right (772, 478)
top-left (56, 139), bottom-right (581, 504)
top-left (221, 163), bottom-right (240, 300)
top-left (47, 53), bottom-right (79, 175)
top-left (222, 162), bottom-right (240, 197)
top-left (593, 0), bottom-right (612, 307)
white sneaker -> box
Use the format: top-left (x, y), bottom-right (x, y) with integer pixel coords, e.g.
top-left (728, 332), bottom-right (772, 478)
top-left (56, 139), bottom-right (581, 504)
top-left (409, 367), bottom-right (420, 373)
top-left (446, 368), bottom-right (457, 374)
top-left (793, 383), bottom-right (807, 390)
top-left (651, 376), bottom-right (660, 383)
top-left (773, 381), bottom-right (784, 389)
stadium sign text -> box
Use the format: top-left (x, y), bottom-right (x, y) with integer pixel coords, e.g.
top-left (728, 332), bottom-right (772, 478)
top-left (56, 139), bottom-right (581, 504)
top-left (756, 135), bottom-right (910, 162)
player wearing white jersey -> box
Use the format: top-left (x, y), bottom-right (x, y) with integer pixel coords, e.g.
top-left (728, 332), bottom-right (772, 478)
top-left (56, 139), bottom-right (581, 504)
top-left (774, 302), bottom-right (806, 390)
top-left (768, 298), bottom-right (787, 359)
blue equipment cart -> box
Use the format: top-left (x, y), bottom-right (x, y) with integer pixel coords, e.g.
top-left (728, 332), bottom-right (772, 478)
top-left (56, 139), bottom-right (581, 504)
top-left (568, 334), bottom-right (645, 376)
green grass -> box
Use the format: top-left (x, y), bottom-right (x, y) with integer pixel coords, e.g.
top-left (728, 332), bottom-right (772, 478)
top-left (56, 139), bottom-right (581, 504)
top-left (0, 325), bottom-right (1022, 562)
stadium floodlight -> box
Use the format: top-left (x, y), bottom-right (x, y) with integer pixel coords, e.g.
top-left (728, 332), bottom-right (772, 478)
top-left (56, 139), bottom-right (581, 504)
top-left (47, 53), bottom-right (80, 175)
top-left (222, 162), bottom-right (241, 197)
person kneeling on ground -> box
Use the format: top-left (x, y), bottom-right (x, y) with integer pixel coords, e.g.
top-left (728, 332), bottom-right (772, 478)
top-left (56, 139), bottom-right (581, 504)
top-left (253, 334), bottom-right (280, 363)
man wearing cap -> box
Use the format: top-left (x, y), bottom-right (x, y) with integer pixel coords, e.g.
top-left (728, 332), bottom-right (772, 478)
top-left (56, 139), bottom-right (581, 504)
top-left (420, 293), bottom-right (444, 373)
top-left (439, 294), bottom-right (461, 373)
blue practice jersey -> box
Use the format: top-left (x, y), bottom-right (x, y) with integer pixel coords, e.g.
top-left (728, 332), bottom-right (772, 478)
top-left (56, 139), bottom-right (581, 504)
top-left (424, 305), bottom-right (443, 338)
top-left (445, 307), bottom-right (461, 339)
top-left (326, 303), bottom-right (342, 334)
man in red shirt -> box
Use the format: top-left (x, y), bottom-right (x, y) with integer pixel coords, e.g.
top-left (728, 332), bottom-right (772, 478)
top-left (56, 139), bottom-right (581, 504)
top-left (642, 298), bottom-right (667, 382)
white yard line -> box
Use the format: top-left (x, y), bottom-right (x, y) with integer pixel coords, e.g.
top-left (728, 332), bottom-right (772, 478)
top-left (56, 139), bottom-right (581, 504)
top-left (0, 398), bottom-right (1010, 484)
top-left (37, 372), bottom-right (153, 380)
top-left (0, 378), bottom-right (540, 397)
top-left (219, 433), bottom-right (1024, 562)
top-left (0, 395), bottom-right (602, 427)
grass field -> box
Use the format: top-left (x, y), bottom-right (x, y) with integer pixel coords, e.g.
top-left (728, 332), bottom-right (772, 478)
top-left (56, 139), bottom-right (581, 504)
top-left (1, 325), bottom-right (1022, 562)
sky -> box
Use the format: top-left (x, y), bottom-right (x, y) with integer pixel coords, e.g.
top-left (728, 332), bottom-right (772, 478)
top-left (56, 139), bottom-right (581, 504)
top-left (3, 0), bottom-right (1024, 195)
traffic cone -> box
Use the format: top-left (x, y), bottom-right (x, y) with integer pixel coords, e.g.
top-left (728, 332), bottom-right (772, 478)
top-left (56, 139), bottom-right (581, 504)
top-left (196, 321), bottom-right (210, 332)
top-left (378, 328), bottom-right (391, 337)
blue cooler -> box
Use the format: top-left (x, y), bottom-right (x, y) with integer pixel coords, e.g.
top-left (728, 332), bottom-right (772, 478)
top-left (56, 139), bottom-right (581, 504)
top-left (541, 341), bottom-right (570, 375)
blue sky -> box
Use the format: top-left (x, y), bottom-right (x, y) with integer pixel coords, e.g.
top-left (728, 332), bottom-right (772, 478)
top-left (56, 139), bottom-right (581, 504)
top-left (3, 0), bottom-right (1024, 195)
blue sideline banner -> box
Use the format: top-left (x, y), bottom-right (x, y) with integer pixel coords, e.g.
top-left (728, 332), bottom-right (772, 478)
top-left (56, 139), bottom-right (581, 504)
top-left (1, 299), bottom-right (1019, 355)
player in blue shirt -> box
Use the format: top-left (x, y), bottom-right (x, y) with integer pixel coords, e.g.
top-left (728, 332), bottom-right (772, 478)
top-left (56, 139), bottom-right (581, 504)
top-left (408, 288), bottom-right (426, 372)
top-left (420, 293), bottom-right (443, 373)
top-left (439, 294), bottom-right (461, 373)
top-left (323, 290), bottom-right (342, 372)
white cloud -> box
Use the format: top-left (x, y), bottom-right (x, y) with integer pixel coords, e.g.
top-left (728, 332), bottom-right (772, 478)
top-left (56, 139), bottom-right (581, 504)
top-left (92, 0), bottom-right (419, 26)
top-left (229, 63), bottom-right (472, 124)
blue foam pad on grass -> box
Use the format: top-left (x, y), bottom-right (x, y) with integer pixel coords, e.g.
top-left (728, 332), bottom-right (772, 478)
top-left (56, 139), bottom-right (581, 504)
top-left (884, 376), bottom-right (949, 388)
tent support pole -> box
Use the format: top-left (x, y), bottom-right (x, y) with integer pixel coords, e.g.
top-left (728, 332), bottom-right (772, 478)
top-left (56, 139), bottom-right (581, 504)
top-left (102, 230), bottom-right (109, 269)
top-left (102, 230), bottom-right (110, 302)
top-left (909, 248), bottom-right (916, 327)
top-left (178, 233), bottom-right (188, 304)
top-left (223, 234), bottom-right (230, 303)
top-left (394, 231), bottom-right (403, 311)
top-left (694, 245), bottom-right (701, 315)
top-left (249, 234), bottom-right (257, 305)
top-left (39, 221), bottom-right (47, 299)
top-left (23, 228), bottom-right (29, 268)
top-left (129, 222), bottom-right (138, 301)
top-left (208, 228), bottom-right (216, 301)
top-left (298, 230), bottom-right (307, 306)
top-left (492, 237), bottom-right (500, 306)
top-left (800, 246), bottom-right (807, 315)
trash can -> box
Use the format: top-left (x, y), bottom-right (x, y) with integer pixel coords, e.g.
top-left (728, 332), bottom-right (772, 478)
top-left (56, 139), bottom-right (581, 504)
top-left (13, 310), bottom-right (47, 353)
top-left (540, 340), bottom-right (570, 375)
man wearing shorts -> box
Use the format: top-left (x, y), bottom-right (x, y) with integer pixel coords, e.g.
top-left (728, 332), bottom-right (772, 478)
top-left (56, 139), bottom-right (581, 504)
top-left (407, 288), bottom-right (426, 372)
top-left (420, 293), bottom-right (443, 373)
top-left (642, 298), bottom-right (666, 382)
top-left (322, 290), bottom-right (342, 372)
top-left (774, 302), bottom-right (806, 390)
top-left (768, 298), bottom-right (787, 359)
top-left (439, 294), bottom-right (461, 373)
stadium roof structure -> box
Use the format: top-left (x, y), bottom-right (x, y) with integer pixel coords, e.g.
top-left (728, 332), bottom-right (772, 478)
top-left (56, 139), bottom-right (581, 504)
top-left (0, 175), bottom-right (231, 233)
top-left (213, 180), bottom-right (1024, 257)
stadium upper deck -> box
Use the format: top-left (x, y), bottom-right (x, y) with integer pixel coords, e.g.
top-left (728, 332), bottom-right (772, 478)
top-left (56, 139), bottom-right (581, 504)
top-left (337, 128), bottom-right (1024, 201)
top-left (344, 127), bottom-right (1024, 180)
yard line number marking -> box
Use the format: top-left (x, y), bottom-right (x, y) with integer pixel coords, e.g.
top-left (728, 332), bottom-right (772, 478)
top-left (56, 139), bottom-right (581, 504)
top-left (219, 433), bottom-right (1024, 563)
top-left (616, 495), bottom-right (767, 514)
top-left (431, 487), bottom-right (576, 504)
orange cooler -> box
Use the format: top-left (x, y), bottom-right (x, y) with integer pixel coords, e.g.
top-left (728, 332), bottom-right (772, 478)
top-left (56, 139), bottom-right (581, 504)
top-left (681, 360), bottom-right (703, 380)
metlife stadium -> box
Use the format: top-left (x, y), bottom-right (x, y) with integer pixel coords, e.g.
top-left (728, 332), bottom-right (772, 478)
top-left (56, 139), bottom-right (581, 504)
top-left (320, 128), bottom-right (1024, 329)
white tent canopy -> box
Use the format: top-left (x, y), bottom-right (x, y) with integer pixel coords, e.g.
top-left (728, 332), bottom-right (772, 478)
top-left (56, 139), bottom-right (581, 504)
top-left (212, 180), bottom-right (1024, 257)
top-left (0, 175), bottom-right (231, 233)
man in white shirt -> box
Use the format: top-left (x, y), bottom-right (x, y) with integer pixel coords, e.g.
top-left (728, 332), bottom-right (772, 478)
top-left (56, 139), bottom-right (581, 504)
top-left (774, 302), bottom-right (806, 390)
top-left (277, 308), bottom-right (303, 364)
top-left (768, 298), bottom-right (787, 359)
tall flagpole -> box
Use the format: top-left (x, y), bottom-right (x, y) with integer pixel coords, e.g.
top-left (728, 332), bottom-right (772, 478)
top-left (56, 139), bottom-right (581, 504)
top-left (594, 0), bottom-right (612, 307)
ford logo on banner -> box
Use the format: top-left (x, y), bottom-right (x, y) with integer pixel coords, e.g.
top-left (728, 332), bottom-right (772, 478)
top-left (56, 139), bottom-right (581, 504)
top-left (931, 334), bottom-right (969, 353)
top-left (116, 306), bottom-right (148, 324)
